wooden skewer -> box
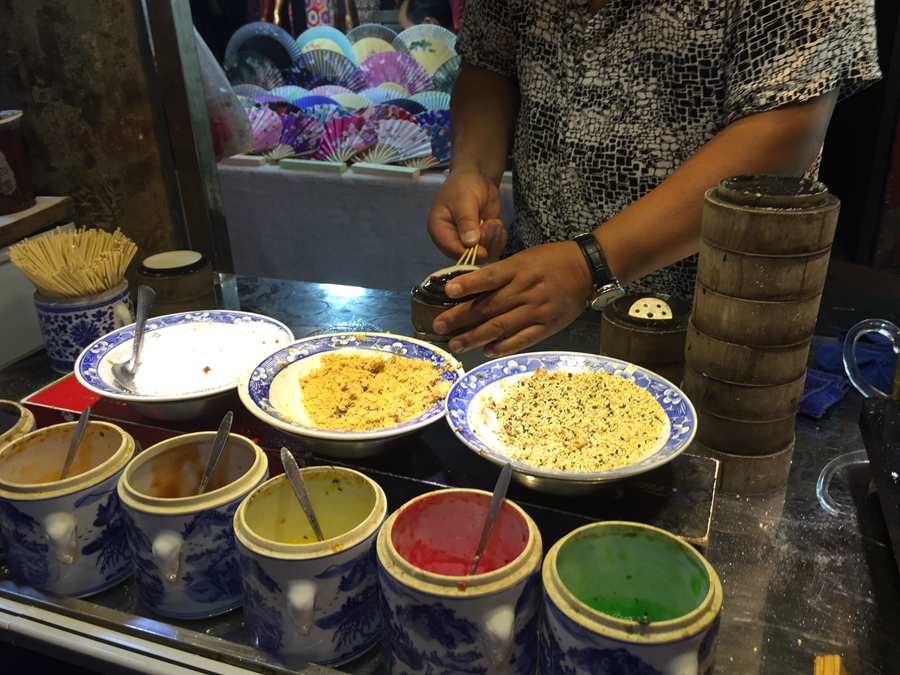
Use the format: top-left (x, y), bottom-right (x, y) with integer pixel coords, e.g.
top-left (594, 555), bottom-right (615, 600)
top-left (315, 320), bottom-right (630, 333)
top-left (455, 219), bottom-right (484, 267)
top-left (456, 245), bottom-right (478, 267)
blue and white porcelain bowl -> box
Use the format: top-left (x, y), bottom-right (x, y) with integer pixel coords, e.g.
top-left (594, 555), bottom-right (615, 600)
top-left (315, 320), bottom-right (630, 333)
top-left (238, 332), bottom-right (463, 459)
top-left (541, 522), bottom-right (722, 675)
top-left (75, 310), bottom-right (293, 422)
top-left (0, 421), bottom-right (135, 596)
top-left (117, 431), bottom-right (268, 619)
top-left (446, 351), bottom-right (697, 496)
top-left (234, 467), bottom-right (388, 667)
top-left (377, 488), bottom-right (543, 675)
top-left (36, 281), bottom-right (133, 374)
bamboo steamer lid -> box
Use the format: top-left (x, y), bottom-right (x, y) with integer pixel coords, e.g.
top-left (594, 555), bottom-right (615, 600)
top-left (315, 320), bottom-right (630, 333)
top-left (600, 293), bottom-right (689, 366)
top-left (702, 176), bottom-right (840, 255)
top-left (136, 250), bottom-right (217, 315)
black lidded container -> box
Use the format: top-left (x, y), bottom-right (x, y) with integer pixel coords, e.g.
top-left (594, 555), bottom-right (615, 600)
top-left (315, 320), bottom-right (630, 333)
top-left (410, 264), bottom-right (479, 342)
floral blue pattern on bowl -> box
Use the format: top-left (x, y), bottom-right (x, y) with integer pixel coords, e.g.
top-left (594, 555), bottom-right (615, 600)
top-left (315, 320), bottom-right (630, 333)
top-left (117, 432), bottom-right (269, 620)
top-left (241, 332), bottom-right (462, 439)
top-left (122, 501), bottom-right (248, 620)
top-left (35, 282), bottom-right (132, 374)
top-left (379, 566), bottom-right (541, 675)
top-left (238, 536), bottom-right (383, 666)
top-left (0, 475), bottom-right (133, 597)
top-left (539, 595), bottom-right (721, 675)
top-left (76, 310), bottom-right (293, 398)
top-left (446, 351), bottom-right (697, 483)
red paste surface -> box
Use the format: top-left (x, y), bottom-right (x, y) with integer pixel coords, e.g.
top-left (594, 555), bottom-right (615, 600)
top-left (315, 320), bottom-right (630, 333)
top-left (391, 492), bottom-right (529, 576)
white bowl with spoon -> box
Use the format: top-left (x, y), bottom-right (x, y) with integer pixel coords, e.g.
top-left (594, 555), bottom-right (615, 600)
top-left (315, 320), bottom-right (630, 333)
top-left (75, 309), bottom-right (294, 421)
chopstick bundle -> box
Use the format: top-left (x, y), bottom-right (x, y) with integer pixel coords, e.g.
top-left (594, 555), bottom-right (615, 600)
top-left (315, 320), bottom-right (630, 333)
top-left (11, 226), bottom-right (138, 298)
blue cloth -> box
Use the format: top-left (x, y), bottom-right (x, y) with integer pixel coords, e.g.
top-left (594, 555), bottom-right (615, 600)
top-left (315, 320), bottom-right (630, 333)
top-left (800, 333), bottom-right (896, 419)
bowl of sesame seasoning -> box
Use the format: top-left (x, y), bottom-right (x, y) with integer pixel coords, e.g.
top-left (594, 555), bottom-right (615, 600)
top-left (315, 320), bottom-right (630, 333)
top-left (445, 352), bottom-right (697, 496)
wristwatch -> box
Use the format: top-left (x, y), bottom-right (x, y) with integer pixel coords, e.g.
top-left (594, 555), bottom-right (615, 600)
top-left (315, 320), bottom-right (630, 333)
top-left (573, 232), bottom-right (626, 311)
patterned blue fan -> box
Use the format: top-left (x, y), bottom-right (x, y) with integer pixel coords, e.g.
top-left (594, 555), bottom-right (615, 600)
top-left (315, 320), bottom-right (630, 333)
top-left (300, 104), bottom-right (352, 123)
top-left (432, 55), bottom-right (461, 93)
top-left (359, 87), bottom-right (395, 104)
top-left (224, 21), bottom-right (300, 72)
top-left (270, 85), bottom-right (309, 101)
top-left (347, 23), bottom-right (398, 45)
top-left (410, 90), bottom-right (451, 111)
top-left (413, 110), bottom-right (452, 167)
top-left (296, 25), bottom-right (358, 64)
top-left (226, 53), bottom-right (285, 90)
top-left (286, 50), bottom-right (366, 92)
top-left (384, 98), bottom-right (427, 115)
top-left (296, 95), bottom-right (341, 108)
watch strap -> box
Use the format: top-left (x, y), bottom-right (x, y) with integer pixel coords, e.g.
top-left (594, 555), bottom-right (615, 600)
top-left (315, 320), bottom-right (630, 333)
top-left (573, 233), bottom-right (615, 288)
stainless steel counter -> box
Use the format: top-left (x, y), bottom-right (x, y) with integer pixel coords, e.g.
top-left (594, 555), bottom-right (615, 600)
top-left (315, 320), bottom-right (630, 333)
top-left (0, 275), bottom-right (897, 674)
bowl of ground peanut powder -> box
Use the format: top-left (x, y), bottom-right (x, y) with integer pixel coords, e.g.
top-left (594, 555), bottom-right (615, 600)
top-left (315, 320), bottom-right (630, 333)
top-left (445, 352), bottom-right (697, 495)
top-left (239, 332), bottom-right (463, 458)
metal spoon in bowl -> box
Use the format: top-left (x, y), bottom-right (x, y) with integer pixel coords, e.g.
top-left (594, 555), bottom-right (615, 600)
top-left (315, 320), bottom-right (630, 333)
top-left (469, 462), bottom-right (513, 576)
top-left (111, 285), bottom-right (157, 394)
top-left (59, 406), bottom-right (91, 480)
top-left (197, 411), bottom-right (233, 495)
top-left (280, 446), bottom-right (325, 542)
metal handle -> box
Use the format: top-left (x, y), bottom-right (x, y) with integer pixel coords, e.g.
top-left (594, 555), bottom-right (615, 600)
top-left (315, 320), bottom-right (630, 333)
top-left (128, 285), bottom-right (157, 372)
top-left (816, 450), bottom-right (869, 516)
top-left (842, 319), bottom-right (900, 399)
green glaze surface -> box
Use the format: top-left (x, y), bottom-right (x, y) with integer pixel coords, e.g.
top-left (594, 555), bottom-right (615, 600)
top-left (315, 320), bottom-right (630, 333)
top-left (557, 526), bottom-right (710, 623)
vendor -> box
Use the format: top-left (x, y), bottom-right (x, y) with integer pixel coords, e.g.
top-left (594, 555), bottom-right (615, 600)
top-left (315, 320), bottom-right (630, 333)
top-left (427, 0), bottom-right (881, 357)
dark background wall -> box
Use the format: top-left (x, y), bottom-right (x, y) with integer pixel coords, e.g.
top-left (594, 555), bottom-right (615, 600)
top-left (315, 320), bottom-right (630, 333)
top-left (820, 0), bottom-right (900, 268)
top-left (0, 0), bottom-right (184, 256)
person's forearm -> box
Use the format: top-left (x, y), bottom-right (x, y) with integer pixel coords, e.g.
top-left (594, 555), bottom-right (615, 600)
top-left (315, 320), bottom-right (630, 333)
top-left (594, 91), bottom-right (839, 283)
top-left (450, 64), bottom-right (520, 185)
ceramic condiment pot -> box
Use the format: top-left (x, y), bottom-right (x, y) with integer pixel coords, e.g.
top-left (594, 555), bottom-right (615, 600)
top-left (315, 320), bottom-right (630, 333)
top-left (0, 400), bottom-right (36, 561)
top-left (117, 431), bottom-right (268, 619)
top-left (234, 466), bottom-right (387, 667)
top-left (0, 421), bottom-right (135, 596)
top-left (0, 400), bottom-right (35, 448)
top-left (377, 488), bottom-right (543, 674)
top-left (541, 521), bottom-right (723, 675)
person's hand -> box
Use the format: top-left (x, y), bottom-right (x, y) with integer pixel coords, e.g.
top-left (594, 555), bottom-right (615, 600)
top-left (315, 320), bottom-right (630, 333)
top-left (427, 168), bottom-right (507, 261)
top-left (433, 241), bottom-right (594, 356)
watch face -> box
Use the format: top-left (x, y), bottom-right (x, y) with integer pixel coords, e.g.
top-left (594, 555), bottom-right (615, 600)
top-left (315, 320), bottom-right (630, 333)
top-left (590, 285), bottom-right (626, 311)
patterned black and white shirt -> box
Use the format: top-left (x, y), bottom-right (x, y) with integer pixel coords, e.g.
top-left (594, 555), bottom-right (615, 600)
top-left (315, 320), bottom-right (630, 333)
top-left (458, 0), bottom-right (881, 298)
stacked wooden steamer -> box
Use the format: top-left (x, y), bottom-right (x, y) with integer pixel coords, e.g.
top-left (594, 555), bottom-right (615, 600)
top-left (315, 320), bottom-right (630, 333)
top-left (600, 293), bottom-right (690, 385)
top-left (684, 175), bottom-right (840, 494)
